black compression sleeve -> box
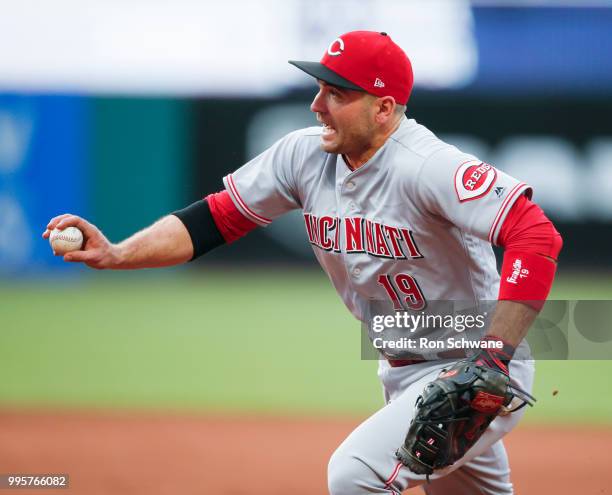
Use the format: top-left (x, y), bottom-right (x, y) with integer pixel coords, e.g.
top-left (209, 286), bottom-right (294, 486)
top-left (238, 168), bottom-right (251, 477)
top-left (172, 199), bottom-right (226, 260)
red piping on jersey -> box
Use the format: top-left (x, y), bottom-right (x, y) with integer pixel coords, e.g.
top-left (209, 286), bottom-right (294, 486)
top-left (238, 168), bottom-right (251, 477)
top-left (497, 195), bottom-right (563, 311)
top-left (206, 190), bottom-right (258, 243)
top-left (226, 174), bottom-right (272, 225)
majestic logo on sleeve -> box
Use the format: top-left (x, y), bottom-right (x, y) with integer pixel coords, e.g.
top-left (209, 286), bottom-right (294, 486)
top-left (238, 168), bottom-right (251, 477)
top-left (454, 160), bottom-right (498, 202)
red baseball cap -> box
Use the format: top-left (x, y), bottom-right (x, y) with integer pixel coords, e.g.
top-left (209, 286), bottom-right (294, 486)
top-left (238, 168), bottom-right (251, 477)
top-left (289, 31), bottom-right (413, 105)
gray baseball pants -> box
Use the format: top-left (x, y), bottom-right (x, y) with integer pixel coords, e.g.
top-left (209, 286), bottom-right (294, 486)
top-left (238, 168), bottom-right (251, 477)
top-left (328, 359), bottom-right (534, 494)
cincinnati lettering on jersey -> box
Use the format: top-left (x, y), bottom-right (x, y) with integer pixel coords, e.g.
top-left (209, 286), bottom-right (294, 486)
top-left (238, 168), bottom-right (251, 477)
top-left (303, 213), bottom-right (423, 260)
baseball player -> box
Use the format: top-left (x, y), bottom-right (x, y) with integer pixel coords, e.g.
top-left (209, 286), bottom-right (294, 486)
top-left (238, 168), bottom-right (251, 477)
top-left (43, 31), bottom-right (562, 494)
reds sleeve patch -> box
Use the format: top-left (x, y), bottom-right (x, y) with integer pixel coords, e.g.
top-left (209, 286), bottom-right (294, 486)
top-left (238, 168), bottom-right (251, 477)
top-left (454, 160), bottom-right (498, 202)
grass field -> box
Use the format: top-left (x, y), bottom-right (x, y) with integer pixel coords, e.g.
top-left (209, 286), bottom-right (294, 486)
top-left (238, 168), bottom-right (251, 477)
top-left (1, 268), bottom-right (611, 424)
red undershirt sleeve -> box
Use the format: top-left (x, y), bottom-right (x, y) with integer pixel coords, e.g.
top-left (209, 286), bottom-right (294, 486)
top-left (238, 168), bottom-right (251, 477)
top-left (206, 190), bottom-right (258, 243)
top-left (496, 194), bottom-right (563, 311)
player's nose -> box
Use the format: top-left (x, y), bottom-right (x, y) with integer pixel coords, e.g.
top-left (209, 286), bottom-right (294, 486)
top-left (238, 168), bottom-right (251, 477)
top-left (310, 89), bottom-right (326, 114)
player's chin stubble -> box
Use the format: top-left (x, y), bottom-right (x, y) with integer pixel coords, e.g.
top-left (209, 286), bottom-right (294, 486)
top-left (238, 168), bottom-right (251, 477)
top-left (330, 125), bottom-right (374, 159)
top-left (319, 137), bottom-right (341, 154)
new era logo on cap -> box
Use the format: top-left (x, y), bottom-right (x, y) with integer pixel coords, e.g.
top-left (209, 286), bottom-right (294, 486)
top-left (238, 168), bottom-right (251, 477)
top-left (289, 31), bottom-right (414, 105)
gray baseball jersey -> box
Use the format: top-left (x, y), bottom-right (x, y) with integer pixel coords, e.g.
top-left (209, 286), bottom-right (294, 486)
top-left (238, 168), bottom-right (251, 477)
top-left (223, 116), bottom-right (534, 493)
top-left (223, 117), bottom-right (531, 322)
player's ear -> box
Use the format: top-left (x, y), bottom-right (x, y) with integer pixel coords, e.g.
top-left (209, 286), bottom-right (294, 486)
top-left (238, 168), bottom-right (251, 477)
top-left (374, 96), bottom-right (396, 123)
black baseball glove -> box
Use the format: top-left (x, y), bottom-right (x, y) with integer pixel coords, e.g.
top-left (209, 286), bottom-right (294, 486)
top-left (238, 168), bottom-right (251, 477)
top-left (396, 356), bottom-right (535, 477)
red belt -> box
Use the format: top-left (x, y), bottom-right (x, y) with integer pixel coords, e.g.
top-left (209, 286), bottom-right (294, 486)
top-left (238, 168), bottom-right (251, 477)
top-left (387, 359), bottom-right (425, 367)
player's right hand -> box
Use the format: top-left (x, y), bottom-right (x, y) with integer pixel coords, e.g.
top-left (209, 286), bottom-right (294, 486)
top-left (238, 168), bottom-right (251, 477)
top-left (42, 214), bottom-right (120, 269)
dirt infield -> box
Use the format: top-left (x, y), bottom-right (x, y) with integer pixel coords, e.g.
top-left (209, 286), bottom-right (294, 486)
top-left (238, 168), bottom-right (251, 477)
top-left (0, 410), bottom-right (610, 494)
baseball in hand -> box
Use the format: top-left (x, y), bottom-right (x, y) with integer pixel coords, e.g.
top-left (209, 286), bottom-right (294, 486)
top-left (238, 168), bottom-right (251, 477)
top-left (49, 227), bottom-right (84, 255)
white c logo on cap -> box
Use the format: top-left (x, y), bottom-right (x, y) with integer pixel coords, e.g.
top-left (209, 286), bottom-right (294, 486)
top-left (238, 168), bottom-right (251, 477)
top-left (327, 37), bottom-right (344, 56)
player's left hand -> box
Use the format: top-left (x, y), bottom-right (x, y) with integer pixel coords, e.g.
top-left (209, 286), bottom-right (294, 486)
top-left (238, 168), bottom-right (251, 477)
top-left (395, 357), bottom-right (535, 477)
